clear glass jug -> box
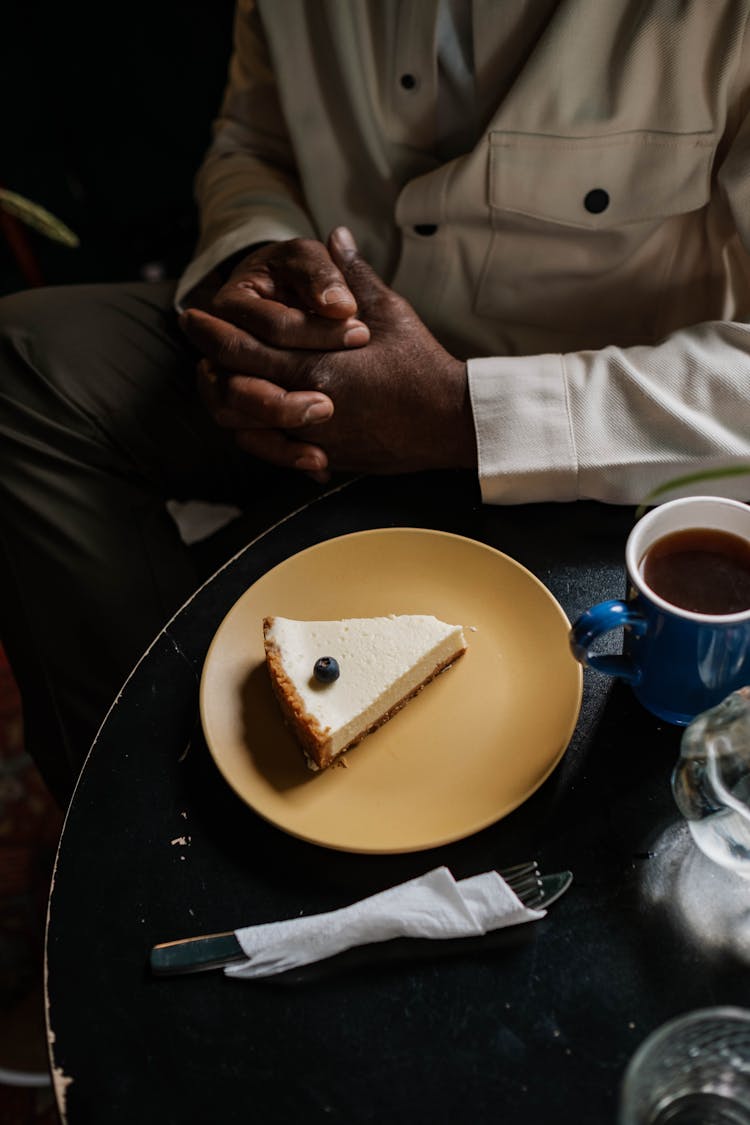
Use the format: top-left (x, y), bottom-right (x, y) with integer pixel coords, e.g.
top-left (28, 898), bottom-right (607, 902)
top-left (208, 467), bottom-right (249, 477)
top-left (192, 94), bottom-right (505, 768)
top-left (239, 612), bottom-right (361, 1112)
top-left (672, 686), bottom-right (750, 876)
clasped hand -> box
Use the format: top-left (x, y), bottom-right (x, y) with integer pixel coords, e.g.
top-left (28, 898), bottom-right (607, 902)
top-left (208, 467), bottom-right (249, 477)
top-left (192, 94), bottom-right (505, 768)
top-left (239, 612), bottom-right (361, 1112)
top-left (180, 226), bottom-right (476, 479)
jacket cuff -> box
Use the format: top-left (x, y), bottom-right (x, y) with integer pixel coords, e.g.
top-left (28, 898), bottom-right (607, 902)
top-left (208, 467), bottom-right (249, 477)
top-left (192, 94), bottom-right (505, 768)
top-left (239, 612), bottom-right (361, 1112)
top-left (467, 353), bottom-right (579, 504)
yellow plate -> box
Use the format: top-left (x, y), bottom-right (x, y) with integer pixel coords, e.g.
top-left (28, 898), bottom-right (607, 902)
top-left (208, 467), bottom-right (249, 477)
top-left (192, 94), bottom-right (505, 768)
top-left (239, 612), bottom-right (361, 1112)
top-left (200, 528), bottom-right (582, 854)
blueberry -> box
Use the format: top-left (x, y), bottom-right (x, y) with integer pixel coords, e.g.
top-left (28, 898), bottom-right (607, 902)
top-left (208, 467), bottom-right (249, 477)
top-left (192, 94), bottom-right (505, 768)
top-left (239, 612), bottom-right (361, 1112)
top-left (313, 656), bottom-right (340, 683)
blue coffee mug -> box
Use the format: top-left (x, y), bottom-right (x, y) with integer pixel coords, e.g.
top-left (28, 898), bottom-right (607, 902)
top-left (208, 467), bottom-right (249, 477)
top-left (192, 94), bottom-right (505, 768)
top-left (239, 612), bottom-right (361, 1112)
top-left (570, 496), bottom-right (750, 725)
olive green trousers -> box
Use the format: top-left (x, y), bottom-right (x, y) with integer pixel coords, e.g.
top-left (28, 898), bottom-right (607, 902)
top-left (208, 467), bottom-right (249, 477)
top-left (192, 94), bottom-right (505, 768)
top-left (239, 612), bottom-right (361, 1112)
top-left (0, 281), bottom-right (319, 805)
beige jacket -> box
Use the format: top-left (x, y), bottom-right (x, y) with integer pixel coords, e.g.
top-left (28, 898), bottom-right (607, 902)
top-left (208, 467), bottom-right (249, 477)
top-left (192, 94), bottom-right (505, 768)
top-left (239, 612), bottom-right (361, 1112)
top-left (177, 0), bottom-right (750, 505)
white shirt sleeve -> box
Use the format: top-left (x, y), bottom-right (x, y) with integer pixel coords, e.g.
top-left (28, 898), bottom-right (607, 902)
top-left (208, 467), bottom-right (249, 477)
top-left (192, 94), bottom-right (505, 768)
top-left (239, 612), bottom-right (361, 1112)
top-left (469, 324), bottom-right (750, 505)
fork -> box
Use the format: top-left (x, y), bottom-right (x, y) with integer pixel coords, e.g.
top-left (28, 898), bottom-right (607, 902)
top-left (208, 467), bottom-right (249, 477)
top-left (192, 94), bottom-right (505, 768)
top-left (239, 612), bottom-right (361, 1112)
top-left (499, 860), bottom-right (550, 909)
top-left (150, 860), bottom-right (572, 978)
top-left (492, 860), bottom-right (572, 912)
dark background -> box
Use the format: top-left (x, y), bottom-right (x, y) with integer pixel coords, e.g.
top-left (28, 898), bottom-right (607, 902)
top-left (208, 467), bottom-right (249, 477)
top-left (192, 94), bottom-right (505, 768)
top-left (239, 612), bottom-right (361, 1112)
top-left (1, 0), bottom-right (236, 297)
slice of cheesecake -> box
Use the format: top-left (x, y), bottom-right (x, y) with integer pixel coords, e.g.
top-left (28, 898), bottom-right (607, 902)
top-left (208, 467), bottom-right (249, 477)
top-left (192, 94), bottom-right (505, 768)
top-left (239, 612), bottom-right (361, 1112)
top-left (263, 614), bottom-right (467, 770)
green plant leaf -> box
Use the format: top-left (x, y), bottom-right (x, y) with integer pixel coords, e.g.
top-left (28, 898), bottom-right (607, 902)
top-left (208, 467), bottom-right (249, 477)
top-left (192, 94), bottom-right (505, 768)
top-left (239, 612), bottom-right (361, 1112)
top-left (0, 189), bottom-right (79, 247)
top-left (635, 465), bottom-right (750, 521)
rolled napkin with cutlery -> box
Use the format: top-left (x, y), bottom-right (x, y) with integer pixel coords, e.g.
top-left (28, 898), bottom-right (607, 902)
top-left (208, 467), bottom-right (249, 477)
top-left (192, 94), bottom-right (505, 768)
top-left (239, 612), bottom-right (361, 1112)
top-left (227, 866), bottom-right (544, 979)
top-left (150, 863), bottom-right (572, 979)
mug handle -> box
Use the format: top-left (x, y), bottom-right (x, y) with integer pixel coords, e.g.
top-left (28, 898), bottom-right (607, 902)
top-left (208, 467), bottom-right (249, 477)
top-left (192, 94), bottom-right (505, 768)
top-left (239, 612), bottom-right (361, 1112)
top-left (569, 599), bottom-right (648, 683)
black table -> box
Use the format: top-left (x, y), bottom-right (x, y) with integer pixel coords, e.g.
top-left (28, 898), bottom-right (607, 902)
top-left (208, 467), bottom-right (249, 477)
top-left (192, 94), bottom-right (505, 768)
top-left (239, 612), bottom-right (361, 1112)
top-left (45, 472), bottom-right (750, 1125)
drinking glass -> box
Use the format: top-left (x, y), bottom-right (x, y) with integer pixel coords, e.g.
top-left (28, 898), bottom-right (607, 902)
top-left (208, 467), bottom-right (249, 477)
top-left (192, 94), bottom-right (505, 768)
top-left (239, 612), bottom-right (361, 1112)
top-left (618, 1007), bottom-right (750, 1124)
top-left (672, 687), bottom-right (750, 875)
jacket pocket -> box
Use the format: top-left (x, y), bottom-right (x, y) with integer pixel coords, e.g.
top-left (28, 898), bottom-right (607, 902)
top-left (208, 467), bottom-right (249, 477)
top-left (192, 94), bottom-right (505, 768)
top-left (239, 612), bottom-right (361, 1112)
top-left (475, 129), bottom-right (715, 339)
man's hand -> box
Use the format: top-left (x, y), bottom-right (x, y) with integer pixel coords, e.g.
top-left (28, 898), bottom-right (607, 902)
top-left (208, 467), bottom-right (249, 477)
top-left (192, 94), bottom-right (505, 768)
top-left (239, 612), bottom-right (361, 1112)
top-left (181, 227), bottom-right (477, 475)
top-left (186, 237), bottom-right (370, 350)
top-left (182, 236), bottom-right (375, 475)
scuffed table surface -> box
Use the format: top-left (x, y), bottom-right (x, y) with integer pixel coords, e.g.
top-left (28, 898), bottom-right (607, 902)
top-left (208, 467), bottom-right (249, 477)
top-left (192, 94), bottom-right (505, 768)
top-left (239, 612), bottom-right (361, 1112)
top-left (45, 471), bottom-right (750, 1125)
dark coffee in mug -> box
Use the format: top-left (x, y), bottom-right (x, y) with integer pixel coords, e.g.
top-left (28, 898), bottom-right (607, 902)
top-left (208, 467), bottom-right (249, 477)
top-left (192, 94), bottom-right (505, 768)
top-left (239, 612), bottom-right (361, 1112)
top-left (641, 527), bottom-right (750, 615)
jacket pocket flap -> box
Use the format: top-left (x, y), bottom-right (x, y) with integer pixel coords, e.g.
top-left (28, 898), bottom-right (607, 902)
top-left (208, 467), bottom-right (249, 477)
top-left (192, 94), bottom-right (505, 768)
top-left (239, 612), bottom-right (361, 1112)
top-left (489, 130), bottom-right (715, 229)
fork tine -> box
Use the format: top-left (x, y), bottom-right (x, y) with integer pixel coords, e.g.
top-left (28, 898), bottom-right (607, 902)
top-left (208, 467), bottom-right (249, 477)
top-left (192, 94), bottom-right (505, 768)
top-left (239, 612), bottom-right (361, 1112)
top-left (497, 860), bottom-right (545, 909)
top-left (499, 861), bottom-right (540, 887)
top-left (514, 882), bottom-right (544, 909)
top-left (498, 861), bottom-right (537, 879)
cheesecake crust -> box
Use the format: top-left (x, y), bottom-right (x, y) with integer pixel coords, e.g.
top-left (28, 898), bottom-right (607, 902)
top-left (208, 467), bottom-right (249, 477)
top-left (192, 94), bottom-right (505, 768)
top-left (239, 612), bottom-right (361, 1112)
top-left (263, 617), bottom-right (333, 768)
top-left (263, 615), bottom-right (466, 771)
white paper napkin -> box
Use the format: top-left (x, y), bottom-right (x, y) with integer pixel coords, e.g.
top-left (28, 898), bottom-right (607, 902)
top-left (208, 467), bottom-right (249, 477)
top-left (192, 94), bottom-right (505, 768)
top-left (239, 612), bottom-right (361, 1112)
top-left (226, 866), bottom-right (545, 979)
